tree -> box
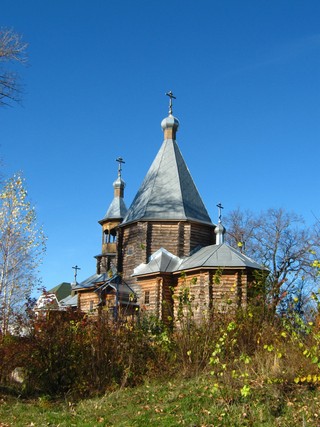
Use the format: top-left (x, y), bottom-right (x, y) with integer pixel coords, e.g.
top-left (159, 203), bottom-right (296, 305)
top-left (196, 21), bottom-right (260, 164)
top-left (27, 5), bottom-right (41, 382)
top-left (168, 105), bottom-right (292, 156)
top-left (0, 28), bottom-right (27, 107)
top-left (224, 208), bottom-right (319, 313)
top-left (0, 173), bottom-right (46, 334)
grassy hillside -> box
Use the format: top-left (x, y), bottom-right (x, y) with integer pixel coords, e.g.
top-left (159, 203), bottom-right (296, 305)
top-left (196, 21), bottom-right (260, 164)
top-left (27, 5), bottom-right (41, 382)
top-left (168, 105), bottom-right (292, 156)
top-left (2, 300), bottom-right (320, 426)
top-left (1, 376), bottom-right (319, 426)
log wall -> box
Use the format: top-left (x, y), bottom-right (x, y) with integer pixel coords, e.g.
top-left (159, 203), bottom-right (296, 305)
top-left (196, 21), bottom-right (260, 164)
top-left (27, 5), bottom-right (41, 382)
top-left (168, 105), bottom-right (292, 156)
top-left (78, 290), bottom-right (100, 312)
top-left (190, 223), bottom-right (216, 251)
top-left (173, 268), bottom-right (248, 323)
top-left (120, 220), bottom-right (215, 284)
top-left (210, 269), bottom-right (248, 312)
top-left (136, 274), bottom-right (174, 325)
top-left (173, 271), bottom-right (211, 324)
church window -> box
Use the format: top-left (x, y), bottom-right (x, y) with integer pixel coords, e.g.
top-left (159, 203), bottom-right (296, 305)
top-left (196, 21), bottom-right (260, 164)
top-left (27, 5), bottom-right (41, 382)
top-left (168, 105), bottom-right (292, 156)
top-left (144, 290), bottom-right (150, 305)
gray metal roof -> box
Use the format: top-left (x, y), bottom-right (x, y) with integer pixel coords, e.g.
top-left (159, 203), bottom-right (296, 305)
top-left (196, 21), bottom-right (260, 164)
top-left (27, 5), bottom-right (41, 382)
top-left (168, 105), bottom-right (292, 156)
top-left (132, 244), bottom-right (266, 277)
top-left (59, 293), bottom-right (78, 307)
top-left (101, 176), bottom-right (128, 221)
top-left (74, 273), bottom-right (109, 289)
top-left (122, 138), bottom-right (212, 225)
top-left (75, 273), bottom-right (136, 299)
top-left (103, 197), bottom-right (127, 220)
top-left (133, 248), bottom-right (182, 276)
top-left (178, 243), bottom-right (267, 271)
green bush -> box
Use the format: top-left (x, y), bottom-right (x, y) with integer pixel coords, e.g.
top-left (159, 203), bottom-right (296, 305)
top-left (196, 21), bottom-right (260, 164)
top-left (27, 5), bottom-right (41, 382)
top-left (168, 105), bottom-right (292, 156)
top-left (1, 296), bottom-right (320, 401)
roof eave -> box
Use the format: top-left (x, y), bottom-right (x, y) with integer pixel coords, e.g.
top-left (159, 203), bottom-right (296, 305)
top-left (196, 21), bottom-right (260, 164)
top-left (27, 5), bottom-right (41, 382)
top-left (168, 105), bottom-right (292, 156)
top-left (120, 217), bottom-right (214, 228)
top-left (133, 271), bottom-right (173, 279)
top-left (173, 265), bottom-right (267, 275)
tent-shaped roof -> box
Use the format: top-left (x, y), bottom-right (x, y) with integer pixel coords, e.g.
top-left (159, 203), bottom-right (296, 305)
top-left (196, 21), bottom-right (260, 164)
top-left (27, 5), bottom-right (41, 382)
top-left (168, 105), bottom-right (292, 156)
top-left (101, 177), bottom-right (128, 221)
top-left (103, 196), bottom-right (128, 220)
top-left (122, 122), bottom-right (212, 225)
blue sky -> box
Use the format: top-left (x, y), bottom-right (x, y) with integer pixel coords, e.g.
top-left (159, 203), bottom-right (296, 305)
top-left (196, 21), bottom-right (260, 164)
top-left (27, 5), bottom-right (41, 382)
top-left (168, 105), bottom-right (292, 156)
top-left (1, 0), bottom-right (320, 292)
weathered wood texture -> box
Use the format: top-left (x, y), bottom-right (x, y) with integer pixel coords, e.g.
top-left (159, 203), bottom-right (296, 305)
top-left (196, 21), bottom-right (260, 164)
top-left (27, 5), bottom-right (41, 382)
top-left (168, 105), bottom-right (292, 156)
top-left (134, 268), bottom-right (250, 324)
top-left (78, 209), bottom-right (258, 323)
top-left (136, 274), bottom-right (174, 324)
top-left (189, 223), bottom-right (216, 251)
top-left (173, 271), bottom-right (211, 324)
top-left (96, 252), bottom-right (117, 274)
top-left (119, 221), bottom-right (215, 284)
top-left (210, 269), bottom-right (248, 313)
top-left (78, 290), bottom-right (100, 312)
top-left (78, 287), bottom-right (137, 317)
top-left (173, 269), bottom-right (248, 323)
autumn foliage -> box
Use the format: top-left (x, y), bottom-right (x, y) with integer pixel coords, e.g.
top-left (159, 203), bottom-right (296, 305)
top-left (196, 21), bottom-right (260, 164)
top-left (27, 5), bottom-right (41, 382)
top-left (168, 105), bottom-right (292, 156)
top-left (0, 293), bottom-right (320, 401)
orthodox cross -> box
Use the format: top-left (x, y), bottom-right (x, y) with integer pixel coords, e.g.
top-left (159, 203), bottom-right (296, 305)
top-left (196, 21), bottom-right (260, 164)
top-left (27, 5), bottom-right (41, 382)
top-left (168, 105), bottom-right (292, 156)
top-left (72, 265), bottom-right (81, 282)
top-left (166, 91), bottom-right (176, 115)
top-left (116, 157), bottom-right (125, 177)
top-left (216, 203), bottom-right (224, 223)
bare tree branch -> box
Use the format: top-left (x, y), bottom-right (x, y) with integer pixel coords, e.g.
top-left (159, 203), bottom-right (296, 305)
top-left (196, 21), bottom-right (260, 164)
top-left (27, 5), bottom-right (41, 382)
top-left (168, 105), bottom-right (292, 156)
top-left (0, 28), bottom-right (28, 107)
top-left (225, 207), bottom-right (320, 312)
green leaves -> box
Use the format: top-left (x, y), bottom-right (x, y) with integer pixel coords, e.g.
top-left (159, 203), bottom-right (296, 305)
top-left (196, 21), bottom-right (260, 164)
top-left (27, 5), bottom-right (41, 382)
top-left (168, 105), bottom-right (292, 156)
top-left (0, 172), bottom-right (46, 333)
top-left (240, 384), bottom-right (251, 397)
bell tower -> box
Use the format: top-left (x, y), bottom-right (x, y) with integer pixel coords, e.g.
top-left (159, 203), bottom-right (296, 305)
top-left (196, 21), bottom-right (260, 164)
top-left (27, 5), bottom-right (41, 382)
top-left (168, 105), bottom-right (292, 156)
top-left (96, 158), bottom-right (127, 274)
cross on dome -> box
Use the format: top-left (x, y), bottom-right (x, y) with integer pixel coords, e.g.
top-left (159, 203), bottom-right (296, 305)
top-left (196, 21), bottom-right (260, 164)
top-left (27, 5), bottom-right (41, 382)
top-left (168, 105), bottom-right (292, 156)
top-left (72, 265), bottom-right (81, 282)
top-left (116, 157), bottom-right (125, 178)
top-left (166, 91), bottom-right (176, 115)
top-left (216, 203), bottom-right (224, 223)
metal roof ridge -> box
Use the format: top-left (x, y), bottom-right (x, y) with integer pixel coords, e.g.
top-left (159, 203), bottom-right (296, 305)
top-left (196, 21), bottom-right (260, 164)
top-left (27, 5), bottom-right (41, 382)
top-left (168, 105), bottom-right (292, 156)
top-left (226, 244), bottom-right (268, 269)
top-left (181, 243), bottom-right (221, 268)
top-left (173, 140), bottom-right (187, 218)
top-left (121, 136), bottom-right (212, 224)
top-left (121, 139), bottom-right (168, 224)
top-left (142, 139), bottom-right (168, 220)
top-left (172, 139), bottom-right (212, 223)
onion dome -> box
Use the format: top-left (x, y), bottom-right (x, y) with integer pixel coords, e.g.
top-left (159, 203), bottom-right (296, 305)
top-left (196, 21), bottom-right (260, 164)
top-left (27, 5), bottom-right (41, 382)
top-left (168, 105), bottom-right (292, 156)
top-left (161, 114), bottom-right (180, 139)
top-left (113, 176), bottom-right (125, 197)
top-left (215, 203), bottom-right (226, 244)
top-left (161, 90), bottom-right (179, 139)
top-left (215, 222), bottom-right (226, 245)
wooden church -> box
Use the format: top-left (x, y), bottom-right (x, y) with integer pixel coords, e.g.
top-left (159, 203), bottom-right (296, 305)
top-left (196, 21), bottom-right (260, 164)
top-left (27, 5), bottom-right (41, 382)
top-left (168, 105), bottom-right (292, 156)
top-left (74, 94), bottom-right (265, 322)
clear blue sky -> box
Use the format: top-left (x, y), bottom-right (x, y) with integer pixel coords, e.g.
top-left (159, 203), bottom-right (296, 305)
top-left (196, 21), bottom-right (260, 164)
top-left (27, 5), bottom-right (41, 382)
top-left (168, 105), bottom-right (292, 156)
top-left (1, 0), bottom-right (320, 292)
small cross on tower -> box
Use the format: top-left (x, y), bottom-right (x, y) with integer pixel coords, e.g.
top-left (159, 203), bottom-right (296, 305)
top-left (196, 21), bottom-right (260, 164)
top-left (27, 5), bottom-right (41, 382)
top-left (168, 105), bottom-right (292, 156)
top-left (116, 157), bottom-right (125, 178)
top-left (166, 91), bottom-right (176, 115)
top-left (216, 203), bottom-right (224, 223)
top-left (72, 265), bottom-right (81, 282)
